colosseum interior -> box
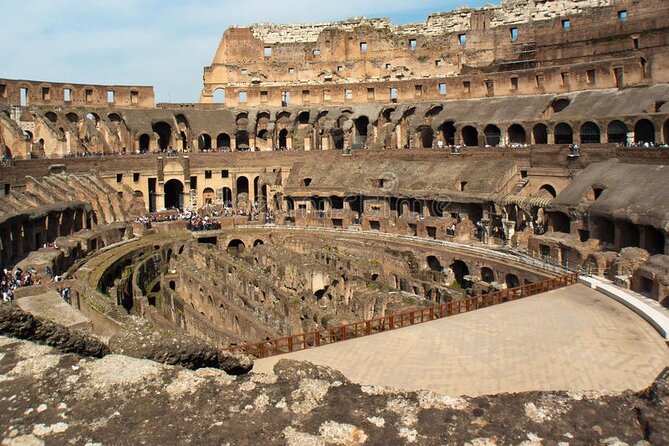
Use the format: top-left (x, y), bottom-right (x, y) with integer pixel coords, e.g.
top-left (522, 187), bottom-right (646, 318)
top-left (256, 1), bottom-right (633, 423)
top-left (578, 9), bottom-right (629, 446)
top-left (2, 0), bottom-right (669, 444)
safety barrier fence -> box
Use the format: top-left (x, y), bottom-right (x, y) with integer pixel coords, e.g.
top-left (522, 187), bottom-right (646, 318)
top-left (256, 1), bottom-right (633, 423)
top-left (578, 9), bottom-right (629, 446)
top-left (224, 271), bottom-right (579, 359)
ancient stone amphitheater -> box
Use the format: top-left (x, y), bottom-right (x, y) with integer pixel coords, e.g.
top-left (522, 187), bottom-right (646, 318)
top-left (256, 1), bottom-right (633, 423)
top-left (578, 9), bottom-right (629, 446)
top-left (1, 0), bottom-right (669, 444)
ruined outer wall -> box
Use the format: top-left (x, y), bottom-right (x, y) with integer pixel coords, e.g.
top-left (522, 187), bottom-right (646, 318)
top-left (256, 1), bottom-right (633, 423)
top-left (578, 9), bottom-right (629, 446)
top-left (201, 0), bottom-right (669, 106)
top-left (0, 78), bottom-right (155, 108)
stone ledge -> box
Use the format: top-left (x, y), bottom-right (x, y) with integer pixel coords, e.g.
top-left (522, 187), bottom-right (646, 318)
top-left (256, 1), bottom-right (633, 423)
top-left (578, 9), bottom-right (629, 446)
top-left (580, 275), bottom-right (669, 340)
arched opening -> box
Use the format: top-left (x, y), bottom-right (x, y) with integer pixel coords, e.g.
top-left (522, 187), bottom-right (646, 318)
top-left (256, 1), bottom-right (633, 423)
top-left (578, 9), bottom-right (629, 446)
top-left (198, 133), bottom-right (211, 151)
top-left (216, 133), bottom-right (230, 150)
top-left (278, 129), bottom-right (288, 149)
top-left (643, 226), bottom-right (665, 255)
top-left (236, 176), bottom-right (249, 195)
top-left (554, 123), bottom-right (573, 144)
top-left (634, 119), bottom-right (655, 144)
top-left (297, 111), bottom-right (310, 125)
top-left (417, 126), bottom-right (434, 148)
top-left (484, 124), bottom-right (501, 146)
top-left (133, 190), bottom-right (144, 198)
top-left (152, 122), bottom-right (172, 150)
top-left (449, 260), bottom-right (470, 288)
top-left (580, 122), bottom-right (601, 144)
top-left (462, 126), bottom-right (478, 146)
top-left (222, 187), bottom-right (232, 207)
top-left (331, 129), bottom-right (345, 150)
top-left (45, 112), bottom-right (58, 123)
top-left (213, 88), bottom-right (225, 103)
top-left (253, 239), bottom-right (264, 247)
top-left (618, 221), bottom-right (640, 248)
top-left (23, 130), bottom-right (33, 141)
top-left (508, 124), bottom-right (526, 144)
top-left (85, 112), bottom-right (99, 125)
top-left (353, 116), bottom-right (369, 147)
top-left (551, 98), bottom-right (571, 113)
top-left (505, 273), bottom-right (520, 289)
top-left (139, 134), bottom-right (150, 152)
top-left (227, 239), bottom-right (246, 254)
top-left (607, 120), bottom-right (628, 144)
top-left (108, 113), bottom-right (122, 123)
top-left (164, 179), bottom-right (184, 210)
top-left (532, 123), bottom-right (548, 144)
top-left (480, 267), bottom-right (495, 284)
top-left (663, 119), bottom-right (669, 144)
top-left (427, 256), bottom-right (443, 272)
top-left (539, 184), bottom-right (557, 198)
top-left (236, 130), bottom-right (250, 151)
top-left (439, 121), bottom-right (456, 146)
top-left (202, 187), bottom-right (215, 205)
top-left (595, 217), bottom-right (615, 245)
top-left (66, 112), bottom-right (79, 123)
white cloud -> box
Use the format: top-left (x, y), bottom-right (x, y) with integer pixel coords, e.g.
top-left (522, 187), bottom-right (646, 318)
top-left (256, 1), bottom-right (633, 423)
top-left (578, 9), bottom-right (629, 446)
top-left (1, 0), bottom-right (488, 102)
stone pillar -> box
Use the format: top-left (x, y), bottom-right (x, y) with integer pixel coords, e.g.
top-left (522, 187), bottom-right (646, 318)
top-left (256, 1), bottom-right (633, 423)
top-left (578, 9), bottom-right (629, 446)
top-left (480, 218), bottom-right (491, 245)
top-left (503, 220), bottom-right (516, 245)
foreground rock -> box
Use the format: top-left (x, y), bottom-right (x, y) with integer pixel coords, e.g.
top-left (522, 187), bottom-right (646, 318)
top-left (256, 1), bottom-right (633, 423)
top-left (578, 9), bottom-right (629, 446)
top-left (108, 320), bottom-right (253, 375)
top-left (0, 335), bottom-right (667, 445)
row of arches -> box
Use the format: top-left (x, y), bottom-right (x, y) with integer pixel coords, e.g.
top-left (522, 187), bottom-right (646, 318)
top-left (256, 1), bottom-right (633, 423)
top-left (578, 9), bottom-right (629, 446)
top-left (426, 256), bottom-right (522, 289)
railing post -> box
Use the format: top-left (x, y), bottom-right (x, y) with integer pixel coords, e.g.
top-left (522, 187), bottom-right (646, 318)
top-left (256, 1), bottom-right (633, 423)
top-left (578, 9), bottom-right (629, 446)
top-left (287, 337), bottom-right (294, 353)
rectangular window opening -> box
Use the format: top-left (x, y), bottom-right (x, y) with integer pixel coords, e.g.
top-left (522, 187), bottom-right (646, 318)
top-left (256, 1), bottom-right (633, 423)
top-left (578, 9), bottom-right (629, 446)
top-left (133, 173), bottom-right (140, 182)
top-left (312, 49), bottom-right (321, 56)
top-left (439, 83), bottom-right (447, 95)
top-left (116, 173), bottom-right (123, 183)
top-left (367, 88), bottom-right (375, 100)
top-left (586, 69), bottom-right (596, 85)
top-left (130, 90), bottom-right (138, 104)
top-left (85, 89), bottom-right (93, 102)
top-left (510, 27), bottom-right (518, 41)
top-left (302, 90), bottom-right (310, 103)
top-left (263, 46), bottom-right (272, 57)
top-left (221, 170), bottom-right (229, 178)
top-left (63, 88), bottom-right (72, 102)
top-left (42, 87), bottom-right (50, 101)
top-left (458, 34), bottom-right (467, 45)
top-left (360, 42), bottom-right (367, 53)
top-left (561, 72), bottom-right (570, 86)
top-left (510, 77), bottom-right (519, 91)
top-left (389, 87), bottom-right (398, 101)
top-left (241, 69), bottom-right (248, 75)
top-left (414, 84), bottom-right (423, 97)
top-left (0, 84), bottom-right (6, 98)
top-left (281, 91), bottom-right (290, 106)
top-left (238, 91), bottom-right (248, 103)
top-left (107, 90), bottom-right (115, 103)
top-left (535, 74), bottom-right (544, 88)
top-left (463, 81), bottom-right (471, 93)
top-left (20, 87), bottom-right (28, 106)
top-left (435, 59), bottom-right (442, 67)
top-left (260, 91), bottom-right (268, 103)
top-left (323, 90), bottom-right (331, 101)
top-left (205, 170), bottom-right (212, 179)
top-left (618, 10), bottom-right (627, 23)
top-left (344, 89), bottom-right (353, 100)
top-left (562, 19), bottom-right (571, 30)
top-left (409, 39), bottom-right (417, 50)
top-left (288, 67), bottom-right (295, 74)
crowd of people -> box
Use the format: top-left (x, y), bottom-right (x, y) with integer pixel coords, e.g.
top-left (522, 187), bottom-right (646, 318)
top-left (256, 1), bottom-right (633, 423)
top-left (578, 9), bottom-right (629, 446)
top-left (1, 266), bottom-right (35, 304)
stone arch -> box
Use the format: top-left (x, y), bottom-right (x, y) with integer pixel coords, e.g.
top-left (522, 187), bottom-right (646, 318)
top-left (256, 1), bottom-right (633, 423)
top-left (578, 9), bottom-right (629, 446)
top-left (353, 116), bottom-right (369, 147)
top-left (643, 226), bottom-right (665, 255)
top-left (438, 121), bottom-right (456, 146)
top-left (449, 260), bottom-right (470, 288)
top-left (297, 111), bottom-right (310, 125)
top-left (594, 217), bottom-right (615, 245)
top-left (331, 128), bottom-right (345, 150)
top-left (222, 187), bottom-right (232, 206)
top-left (462, 126), bottom-right (478, 146)
top-left (539, 184), bottom-right (557, 198)
top-left (278, 128), bottom-right (289, 149)
top-left (580, 122), bottom-right (601, 144)
top-left (554, 123), bottom-right (573, 144)
top-left (426, 105), bottom-right (443, 117)
top-left (532, 123), bottom-right (548, 144)
top-left (108, 113), bottom-right (122, 123)
top-left (607, 120), bottom-right (628, 144)
top-left (551, 98), bottom-right (571, 113)
top-left (634, 119), bottom-right (655, 143)
top-left (253, 239), bottom-right (264, 247)
top-left (507, 124), bottom-right (526, 144)
top-left (427, 255), bottom-right (443, 272)
top-left (202, 187), bottom-right (215, 205)
top-left (85, 112), bottom-right (100, 125)
top-left (236, 176), bottom-right (249, 195)
top-left (619, 221), bottom-right (640, 248)
top-left (216, 133), bottom-right (230, 149)
top-left (164, 179), bottom-right (184, 210)
top-left (213, 88), bottom-right (225, 103)
top-left (227, 239), bottom-right (246, 253)
top-left (198, 133), bottom-right (212, 151)
top-left (236, 112), bottom-right (249, 126)
top-left (152, 122), bottom-right (172, 150)
top-left (505, 273), bottom-right (520, 289)
top-left (236, 130), bottom-right (250, 151)
top-left (66, 112), bottom-right (79, 123)
top-left (484, 124), bottom-right (501, 146)
top-left (480, 267), bottom-right (495, 283)
top-left (138, 134), bottom-right (150, 152)
top-left (416, 125), bottom-right (433, 148)
top-left (45, 112), bottom-right (58, 123)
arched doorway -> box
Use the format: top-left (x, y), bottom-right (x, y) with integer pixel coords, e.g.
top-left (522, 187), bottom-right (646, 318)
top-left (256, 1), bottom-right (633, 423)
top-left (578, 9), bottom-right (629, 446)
top-left (554, 123), bottom-right (573, 144)
top-left (164, 179), bottom-right (184, 210)
top-left (505, 273), bottom-right (520, 289)
top-left (634, 119), bottom-right (655, 143)
top-left (198, 134), bottom-right (211, 151)
top-left (216, 133), bottom-right (230, 150)
top-left (278, 129), bottom-right (288, 149)
top-left (508, 124), bottom-right (526, 144)
top-left (213, 88), bottom-right (225, 103)
top-left (439, 121), bottom-right (456, 146)
top-left (607, 120), bottom-right (628, 144)
top-left (152, 122), bottom-right (172, 150)
top-left (138, 134), bottom-right (150, 152)
top-left (227, 239), bottom-right (245, 254)
top-left (480, 267), bottom-right (495, 283)
top-left (417, 126), bottom-right (434, 148)
top-left (580, 122), bottom-right (601, 144)
top-left (595, 217), bottom-right (615, 245)
top-left (462, 126), bottom-right (478, 146)
top-left (427, 256), bottom-right (443, 272)
top-left (236, 176), bottom-right (249, 206)
top-left (532, 123), bottom-right (548, 144)
top-left (331, 129), bottom-right (345, 150)
top-left (222, 187), bottom-right (232, 207)
top-left (236, 131), bottom-right (250, 151)
top-left (353, 116), bottom-right (369, 148)
top-left (449, 260), bottom-right (470, 288)
top-left (539, 184), bottom-right (557, 198)
top-left (202, 187), bottom-right (215, 205)
top-left (484, 124), bottom-right (501, 146)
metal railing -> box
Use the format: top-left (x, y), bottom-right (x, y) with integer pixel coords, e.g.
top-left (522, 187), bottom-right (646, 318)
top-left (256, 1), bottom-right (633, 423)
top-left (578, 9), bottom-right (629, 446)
top-left (225, 272), bottom-right (579, 358)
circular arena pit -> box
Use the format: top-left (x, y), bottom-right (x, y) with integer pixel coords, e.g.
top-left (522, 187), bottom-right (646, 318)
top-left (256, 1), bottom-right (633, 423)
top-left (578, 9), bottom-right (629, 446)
top-left (78, 226), bottom-right (669, 396)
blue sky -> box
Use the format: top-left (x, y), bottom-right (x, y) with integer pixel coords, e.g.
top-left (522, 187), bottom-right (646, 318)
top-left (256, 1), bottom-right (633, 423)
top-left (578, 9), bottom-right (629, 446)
top-left (2, 0), bottom-right (488, 102)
